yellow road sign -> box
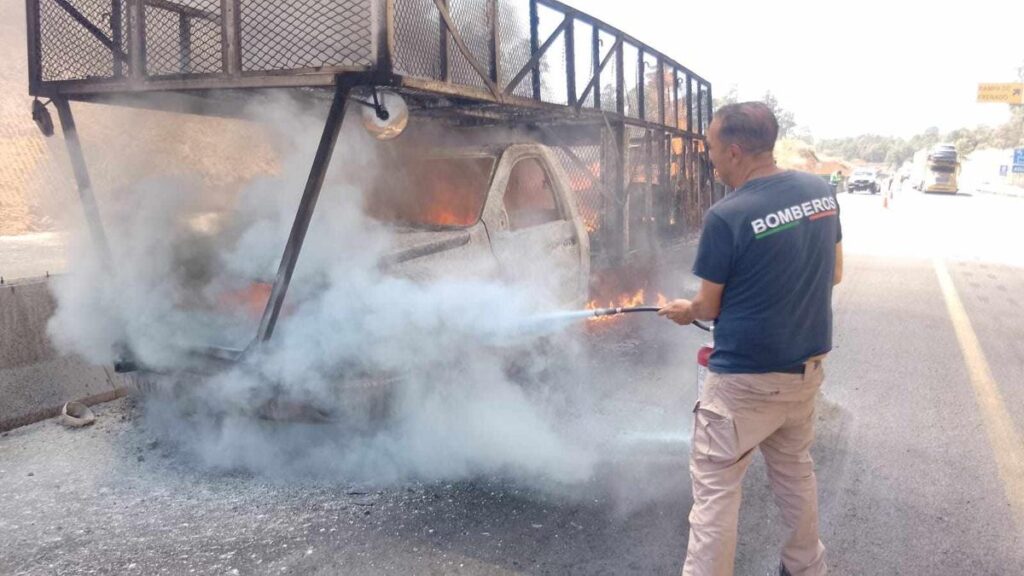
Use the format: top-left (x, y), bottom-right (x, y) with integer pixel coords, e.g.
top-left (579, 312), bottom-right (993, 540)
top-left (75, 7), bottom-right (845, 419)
top-left (977, 83), bottom-right (1024, 104)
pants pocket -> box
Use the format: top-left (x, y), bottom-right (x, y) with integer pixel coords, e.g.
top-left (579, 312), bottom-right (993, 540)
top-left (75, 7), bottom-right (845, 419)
top-left (692, 402), bottom-right (737, 463)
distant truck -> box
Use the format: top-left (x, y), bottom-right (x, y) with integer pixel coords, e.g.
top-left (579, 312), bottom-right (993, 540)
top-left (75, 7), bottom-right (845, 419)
top-left (913, 144), bottom-right (960, 194)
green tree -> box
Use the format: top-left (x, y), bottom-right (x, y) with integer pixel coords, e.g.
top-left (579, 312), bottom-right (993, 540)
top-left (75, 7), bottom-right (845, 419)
top-left (713, 84), bottom-right (738, 110)
top-left (762, 91), bottom-right (796, 138)
top-left (790, 125), bottom-right (814, 145)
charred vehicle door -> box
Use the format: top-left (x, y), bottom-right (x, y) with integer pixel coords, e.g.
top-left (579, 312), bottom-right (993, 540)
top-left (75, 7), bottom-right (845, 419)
top-left (482, 145), bottom-right (590, 308)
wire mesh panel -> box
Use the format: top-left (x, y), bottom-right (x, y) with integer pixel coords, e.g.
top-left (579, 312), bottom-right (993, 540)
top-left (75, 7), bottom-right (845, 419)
top-left (553, 145), bottom-right (605, 235)
top-left (649, 131), bottom-right (678, 235)
top-left (679, 138), bottom-right (701, 232)
top-left (446, 0), bottom-right (493, 89)
top-left (145, 0), bottom-right (222, 76)
top-left (689, 77), bottom-right (700, 132)
top-left (498, 0), bottom-right (534, 99)
top-left (675, 74), bottom-right (689, 130)
top-left (240, 0), bottom-right (373, 72)
top-left (597, 30), bottom-right (617, 113)
top-left (570, 19), bottom-right (594, 108)
top-left (700, 82), bottom-right (712, 133)
top-left (664, 135), bottom-right (685, 229)
top-left (38, 0), bottom-right (126, 81)
top-left (393, 0), bottom-right (442, 79)
top-left (663, 66), bottom-right (676, 129)
top-left (642, 52), bottom-right (659, 124)
top-left (623, 125), bottom-right (649, 252)
top-left (625, 126), bottom-right (647, 185)
top-left (536, 4), bottom-right (567, 105)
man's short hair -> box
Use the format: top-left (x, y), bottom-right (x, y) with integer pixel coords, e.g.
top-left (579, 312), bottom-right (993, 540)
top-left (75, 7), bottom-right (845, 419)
top-left (714, 102), bottom-right (779, 155)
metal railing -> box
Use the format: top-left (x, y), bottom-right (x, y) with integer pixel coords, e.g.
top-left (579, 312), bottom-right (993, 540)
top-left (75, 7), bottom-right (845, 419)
top-left (27, 0), bottom-right (712, 137)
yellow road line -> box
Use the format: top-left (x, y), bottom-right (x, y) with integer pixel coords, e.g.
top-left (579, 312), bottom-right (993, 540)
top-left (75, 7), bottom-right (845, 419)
top-left (934, 258), bottom-right (1024, 532)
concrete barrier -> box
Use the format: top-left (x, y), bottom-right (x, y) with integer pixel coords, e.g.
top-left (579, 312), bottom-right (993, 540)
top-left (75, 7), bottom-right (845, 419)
top-left (0, 277), bottom-right (133, 432)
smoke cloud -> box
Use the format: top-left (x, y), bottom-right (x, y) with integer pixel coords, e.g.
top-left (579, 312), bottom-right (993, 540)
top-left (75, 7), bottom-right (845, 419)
top-left (46, 92), bottom-right (634, 487)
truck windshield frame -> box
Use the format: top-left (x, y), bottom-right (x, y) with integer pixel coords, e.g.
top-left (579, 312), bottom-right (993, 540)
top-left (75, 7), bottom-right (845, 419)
top-left (366, 155), bottom-right (497, 230)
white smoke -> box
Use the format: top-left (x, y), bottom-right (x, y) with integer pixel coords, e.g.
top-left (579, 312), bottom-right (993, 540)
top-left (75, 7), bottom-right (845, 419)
top-left (47, 93), bottom-right (611, 486)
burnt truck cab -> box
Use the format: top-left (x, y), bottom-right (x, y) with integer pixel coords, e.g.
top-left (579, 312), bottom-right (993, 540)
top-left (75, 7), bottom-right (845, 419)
top-left (162, 142), bottom-right (591, 423)
top-left (269, 142), bottom-right (590, 422)
top-left (373, 143), bottom-right (590, 310)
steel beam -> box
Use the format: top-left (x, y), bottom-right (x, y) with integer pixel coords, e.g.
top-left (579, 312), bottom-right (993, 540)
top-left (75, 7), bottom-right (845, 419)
top-left (53, 98), bottom-right (113, 265)
top-left (26, 0), bottom-right (42, 91)
top-left (221, 0), bottom-right (241, 75)
top-left (111, 0), bottom-right (124, 77)
top-left (487, 0), bottom-right (499, 85)
top-left (255, 79), bottom-right (353, 343)
top-left (178, 13), bottom-right (191, 74)
top-left (129, 0), bottom-right (146, 79)
top-left (564, 16), bottom-right (575, 106)
top-left (529, 0), bottom-right (540, 99)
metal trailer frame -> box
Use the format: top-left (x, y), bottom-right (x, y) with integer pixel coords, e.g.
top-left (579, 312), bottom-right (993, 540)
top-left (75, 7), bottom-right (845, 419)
top-left (27, 0), bottom-right (719, 359)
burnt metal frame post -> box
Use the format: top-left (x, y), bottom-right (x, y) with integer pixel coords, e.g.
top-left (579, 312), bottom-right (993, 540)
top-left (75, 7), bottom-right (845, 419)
top-left (612, 37), bottom-right (626, 264)
top-left (564, 14), bottom-right (575, 106)
top-left (128, 0), bottom-right (147, 79)
top-left (220, 0), bottom-right (241, 75)
top-left (254, 78), bottom-right (355, 344)
top-left (55, 97), bottom-right (138, 371)
top-left (26, 0), bottom-right (42, 92)
top-left (590, 26), bottom-right (600, 110)
top-left (54, 98), bottom-right (114, 265)
top-left (178, 13), bottom-right (192, 73)
top-left (636, 49), bottom-right (645, 121)
top-left (487, 0), bottom-right (499, 85)
top-left (686, 75), bottom-right (693, 133)
top-left (111, 0), bottom-right (124, 77)
top-left (438, 0), bottom-right (449, 81)
top-left (528, 0), bottom-right (541, 100)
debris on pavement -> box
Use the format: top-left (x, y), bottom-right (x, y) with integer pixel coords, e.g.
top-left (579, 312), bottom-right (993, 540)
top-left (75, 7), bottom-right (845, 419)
top-left (59, 401), bottom-right (96, 428)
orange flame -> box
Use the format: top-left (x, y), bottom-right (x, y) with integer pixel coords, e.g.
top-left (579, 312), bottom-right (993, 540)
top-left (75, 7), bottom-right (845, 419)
top-left (584, 289), bottom-right (669, 326)
top-left (217, 282), bottom-right (272, 319)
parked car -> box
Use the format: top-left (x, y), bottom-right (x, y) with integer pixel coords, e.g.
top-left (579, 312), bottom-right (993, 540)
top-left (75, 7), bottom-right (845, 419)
top-left (847, 168), bottom-right (881, 194)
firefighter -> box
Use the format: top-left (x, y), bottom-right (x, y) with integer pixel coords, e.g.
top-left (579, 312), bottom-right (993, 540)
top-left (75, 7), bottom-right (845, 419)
top-left (659, 102), bottom-right (843, 576)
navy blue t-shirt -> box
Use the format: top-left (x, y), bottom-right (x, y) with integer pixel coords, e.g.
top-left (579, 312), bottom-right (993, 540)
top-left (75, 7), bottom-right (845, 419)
top-left (693, 171), bottom-right (842, 374)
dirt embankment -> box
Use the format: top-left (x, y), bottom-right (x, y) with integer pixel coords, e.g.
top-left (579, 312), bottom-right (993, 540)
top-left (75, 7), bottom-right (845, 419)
top-left (0, 0), bottom-right (278, 237)
top-left (775, 138), bottom-right (854, 177)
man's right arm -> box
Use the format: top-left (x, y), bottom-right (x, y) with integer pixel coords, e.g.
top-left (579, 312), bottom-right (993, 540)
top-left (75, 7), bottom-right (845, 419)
top-left (834, 241), bottom-right (844, 285)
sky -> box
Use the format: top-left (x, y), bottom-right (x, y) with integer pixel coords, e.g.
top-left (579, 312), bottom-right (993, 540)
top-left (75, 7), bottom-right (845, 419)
top-left (565, 0), bottom-right (1023, 139)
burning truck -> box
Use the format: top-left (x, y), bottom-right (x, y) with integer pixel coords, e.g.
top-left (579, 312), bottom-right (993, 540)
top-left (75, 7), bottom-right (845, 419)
top-left (27, 0), bottom-right (718, 421)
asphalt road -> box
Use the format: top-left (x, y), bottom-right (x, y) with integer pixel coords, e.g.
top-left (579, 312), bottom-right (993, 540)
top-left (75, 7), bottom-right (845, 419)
top-left (2, 185), bottom-right (1024, 575)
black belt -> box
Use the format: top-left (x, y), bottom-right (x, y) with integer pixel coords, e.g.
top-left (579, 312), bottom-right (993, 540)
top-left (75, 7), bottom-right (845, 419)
top-left (777, 360), bottom-right (821, 374)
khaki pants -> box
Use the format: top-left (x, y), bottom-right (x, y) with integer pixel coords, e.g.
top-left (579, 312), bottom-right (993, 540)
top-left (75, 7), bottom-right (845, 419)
top-left (682, 362), bottom-right (827, 576)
